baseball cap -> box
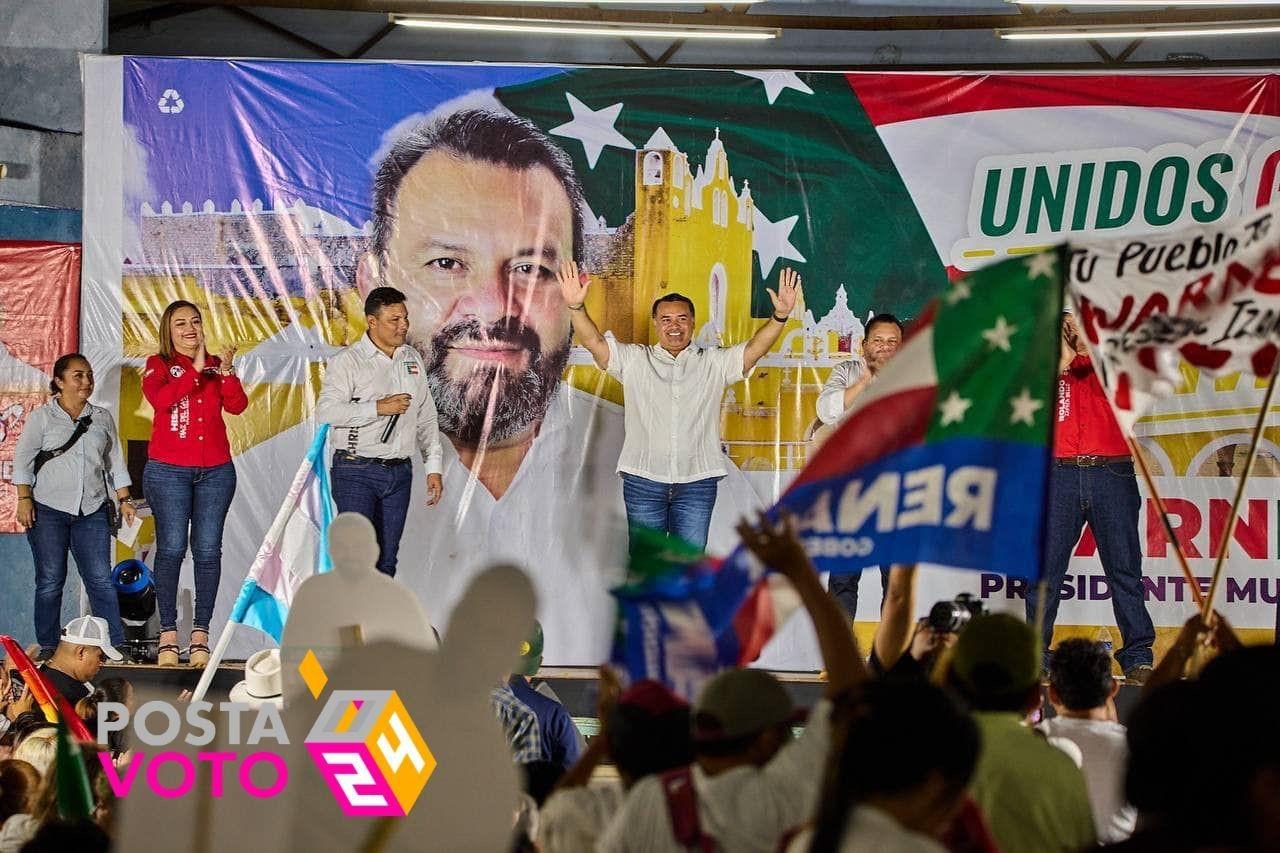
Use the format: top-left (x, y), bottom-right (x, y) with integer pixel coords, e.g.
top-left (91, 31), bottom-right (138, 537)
top-left (62, 615), bottom-right (123, 661)
top-left (618, 680), bottom-right (688, 717)
top-left (517, 621), bottom-right (544, 677)
top-left (949, 613), bottom-right (1039, 698)
top-left (693, 668), bottom-right (798, 742)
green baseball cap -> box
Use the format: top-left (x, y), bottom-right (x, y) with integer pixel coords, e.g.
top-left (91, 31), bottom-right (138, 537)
top-left (517, 620), bottom-right (544, 677)
top-left (693, 668), bottom-right (799, 742)
top-left (949, 613), bottom-right (1041, 698)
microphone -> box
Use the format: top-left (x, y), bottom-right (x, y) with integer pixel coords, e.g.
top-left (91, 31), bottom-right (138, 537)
top-left (380, 413), bottom-right (400, 443)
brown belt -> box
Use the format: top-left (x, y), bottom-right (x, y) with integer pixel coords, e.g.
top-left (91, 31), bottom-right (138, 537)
top-left (1055, 455), bottom-right (1131, 467)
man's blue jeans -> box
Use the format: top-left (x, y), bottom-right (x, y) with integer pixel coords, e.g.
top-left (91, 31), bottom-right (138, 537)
top-left (330, 453), bottom-right (412, 577)
top-left (828, 569), bottom-right (890, 621)
top-left (1024, 460), bottom-right (1155, 671)
top-left (144, 460), bottom-right (237, 632)
top-left (621, 473), bottom-right (721, 550)
top-left (27, 502), bottom-right (123, 654)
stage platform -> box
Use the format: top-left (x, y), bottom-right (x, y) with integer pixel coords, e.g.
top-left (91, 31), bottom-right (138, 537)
top-left (100, 662), bottom-right (1147, 731)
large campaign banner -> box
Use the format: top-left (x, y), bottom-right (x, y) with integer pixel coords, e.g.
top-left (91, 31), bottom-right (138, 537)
top-left (81, 60), bottom-right (1280, 667)
top-left (0, 240), bottom-right (81, 532)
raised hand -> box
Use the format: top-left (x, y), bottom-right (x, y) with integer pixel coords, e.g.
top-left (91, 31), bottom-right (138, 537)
top-left (556, 260), bottom-right (590, 308)
top-left (192, 327), bottom-right (208, 372)
top-left (219, 344), bottom-right (238, 374)
top-left (767, 267), bottom-right (801, 318)
top-left (735, 509), bottom-right (811, 578)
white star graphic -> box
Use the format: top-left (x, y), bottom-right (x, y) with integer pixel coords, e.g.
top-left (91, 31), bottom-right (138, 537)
top-left (1009, 387), bottom-right (1044, 426)
top-left (752, 205), bottom-right (807, 278)
top-left (549, 93), bottom-right (635, 169)
top-left (1025, 252), bottom-right (1057, 280)
top-left (735, 70), bottom-right (815, 105)
top-left (938, 391), bottom-right (973, 426)
top-left (981, 316), bottom-right (1018, 352)
top-left (945, 280), bottom-right (972, 305)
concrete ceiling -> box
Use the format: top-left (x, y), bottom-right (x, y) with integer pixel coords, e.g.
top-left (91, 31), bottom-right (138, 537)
top-left (106, 0), bottom-right (1280, 69)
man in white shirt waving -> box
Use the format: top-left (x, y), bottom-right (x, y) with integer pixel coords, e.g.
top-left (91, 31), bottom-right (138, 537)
top-left (557, 261), bottom-right (800, 549)
top-left (316, 286), bottom-right (444, 576)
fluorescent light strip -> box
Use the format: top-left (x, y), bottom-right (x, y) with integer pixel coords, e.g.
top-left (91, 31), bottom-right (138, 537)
top-left (1000, 20), bottom-right (1280, 37)
top-left (1010, 0), bottom-right (1280, 5)
top-left (391, 14), bottom-right (778, 39)
top-left (455, 0), bottom-right (764, 4)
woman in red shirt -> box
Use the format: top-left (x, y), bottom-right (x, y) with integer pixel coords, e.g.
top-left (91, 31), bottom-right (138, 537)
top-left (141, 301), bottom-right (248, 667)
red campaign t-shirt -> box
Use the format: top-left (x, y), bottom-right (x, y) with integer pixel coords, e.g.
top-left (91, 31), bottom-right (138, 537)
top-left (142, 353), bottom-right (249, 467)
top-left (1054, 354), bottom-right (1130, 459)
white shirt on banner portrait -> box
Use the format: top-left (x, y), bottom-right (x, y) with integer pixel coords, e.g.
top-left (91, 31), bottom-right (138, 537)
top-left (315, 333), bottom-right (443, 472)
top-left (604, 338), bottom-right (752, 482)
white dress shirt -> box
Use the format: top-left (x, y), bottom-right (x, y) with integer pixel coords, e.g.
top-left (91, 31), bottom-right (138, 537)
top-left (315, 333), bottom-right (443, 474)
top-left (12, 399), bottom-right (131, 515)
top-left (815, 358), bottom-right (869, 426)
top-left (597, 698), bottom-right (833, 853)
top-left (605, 339), bottom-right (752, 484)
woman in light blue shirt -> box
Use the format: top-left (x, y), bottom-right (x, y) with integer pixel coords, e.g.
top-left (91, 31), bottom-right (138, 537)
top-left (13, 354), bottom-right (137, 658)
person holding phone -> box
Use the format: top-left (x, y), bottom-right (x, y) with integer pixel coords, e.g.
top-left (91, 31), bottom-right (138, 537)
top-left (12, 353), bottom-right (135, 659)
top-left (142, 300), bottom-right (247, 667)
top-left (316, 286), bottom-right (444, 577)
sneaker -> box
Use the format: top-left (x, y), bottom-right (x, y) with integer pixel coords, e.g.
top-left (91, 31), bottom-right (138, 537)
top-left (1124, 664), bottom-right (1154, 686)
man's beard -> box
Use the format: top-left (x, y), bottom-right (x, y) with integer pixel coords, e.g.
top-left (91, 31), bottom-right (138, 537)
top-left (420, 318), bottom-right (570, 446)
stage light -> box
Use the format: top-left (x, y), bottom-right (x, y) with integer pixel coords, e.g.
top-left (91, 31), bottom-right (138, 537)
top-left (113, 559), bottom-right (159, 662)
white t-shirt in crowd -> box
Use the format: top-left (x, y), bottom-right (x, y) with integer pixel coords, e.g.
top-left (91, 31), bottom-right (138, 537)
top-left (784, 805), bottom-right (948, 853)
top-left (1038, 716), bottom-right (1136, 844)
top-left (597, 698), bottom-right (832, 853)
top-left (539, 780), bottom-right (626, 853)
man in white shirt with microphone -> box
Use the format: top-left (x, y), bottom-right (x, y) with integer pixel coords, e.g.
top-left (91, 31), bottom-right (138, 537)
top-left (316, 286), bottom-right (444, 576)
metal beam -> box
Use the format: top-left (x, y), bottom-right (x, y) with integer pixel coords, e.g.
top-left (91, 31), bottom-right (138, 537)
top-left (348, 20), bottom-right (395, 56)
top-left (224, 5), bottom-right (344, 56)
top-left (109, 2), bottom-right (209, 30)
top-left (654, 39), bottom-right (686, 65)
top-left (109, 0), bottom-right (1280, 32)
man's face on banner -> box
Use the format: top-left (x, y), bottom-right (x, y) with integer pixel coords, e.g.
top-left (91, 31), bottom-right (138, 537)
top-left (378, 150), bottom-right (575, 446)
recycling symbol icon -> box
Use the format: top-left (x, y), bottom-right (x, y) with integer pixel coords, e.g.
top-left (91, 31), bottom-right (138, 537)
top-left (157, 89), bottom-right (185, 115)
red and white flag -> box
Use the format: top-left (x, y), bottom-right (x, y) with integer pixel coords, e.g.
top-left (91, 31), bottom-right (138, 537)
top-left (1067, 203), bottom-right (1280, 433)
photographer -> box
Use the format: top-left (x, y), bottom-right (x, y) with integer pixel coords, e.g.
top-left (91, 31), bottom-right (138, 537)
top-left (870, 566), bottom-right (973, 683)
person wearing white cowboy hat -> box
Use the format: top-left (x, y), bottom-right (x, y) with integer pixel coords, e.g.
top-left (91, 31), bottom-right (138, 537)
top-left (229, 648), bottom-right (284, 709)
top-left (39, 615), bottom-right (123, 704)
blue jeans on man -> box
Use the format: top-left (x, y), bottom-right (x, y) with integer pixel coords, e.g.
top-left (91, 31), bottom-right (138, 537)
top-left (621, 473), bottom-right (721, 550)
top-left (27, 502), bottom-right (123, 654)
top-left (828, 569), bottom-right (890, 622)
top-left (330, 452), bottom-right (412, 576)
top-left (144, 460), bottom-right (237, 632)
top-left (1024, 460), bottom-right (1155, 671)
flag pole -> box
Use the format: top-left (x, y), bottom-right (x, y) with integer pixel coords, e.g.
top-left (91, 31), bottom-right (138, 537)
top-left (1201, 357), bottom-right (1280, 619)
top-left (1127, 436), bottom-right (1205, 609)
top-left (190, 620), bottom-right (238, 704)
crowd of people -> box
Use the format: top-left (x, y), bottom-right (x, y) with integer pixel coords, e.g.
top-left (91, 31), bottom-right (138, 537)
top-left (507, 514), bottom-right (1276, 853)
top-left (5, 514), bottom-right (1272, 853)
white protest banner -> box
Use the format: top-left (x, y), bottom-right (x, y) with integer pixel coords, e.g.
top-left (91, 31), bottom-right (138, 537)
top-left (1067, 204), bottom-right (1280, 433)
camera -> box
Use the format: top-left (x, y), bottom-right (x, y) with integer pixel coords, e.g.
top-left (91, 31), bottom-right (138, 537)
top-left (927, 593), bottom-right (984, 634)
